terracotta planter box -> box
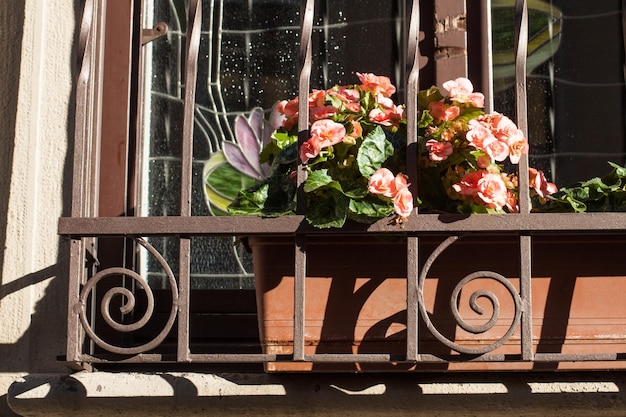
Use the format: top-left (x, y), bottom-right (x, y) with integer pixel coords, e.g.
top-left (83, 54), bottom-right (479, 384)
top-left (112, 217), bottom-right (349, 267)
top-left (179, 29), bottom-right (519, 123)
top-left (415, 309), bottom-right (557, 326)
top-left (247, 234), bottom-right (626, 372)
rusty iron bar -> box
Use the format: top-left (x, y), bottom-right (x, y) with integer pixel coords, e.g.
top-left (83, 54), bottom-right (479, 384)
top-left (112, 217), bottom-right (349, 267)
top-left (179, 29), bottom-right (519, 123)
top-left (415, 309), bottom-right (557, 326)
top-left (520, 234), bottom-right (533, 361)
top-left (405, 0), bottom-right (422, 363)
top-left (292, 0), bottom-right (315, 363)
top-left (480, 0), bottom-right (493, 112)
top-left (176, 0), bottom-right (203, 363)
top-left (515, 0), bottom-right (530, 214)
top-left (72, 351), bottom-right (626, 364)
top-left (59, 212), bottom-right (626, 237)
top-left (514, 0), bottom-right (534, 362)
top-left (67, 0), bottom-right (102, 366)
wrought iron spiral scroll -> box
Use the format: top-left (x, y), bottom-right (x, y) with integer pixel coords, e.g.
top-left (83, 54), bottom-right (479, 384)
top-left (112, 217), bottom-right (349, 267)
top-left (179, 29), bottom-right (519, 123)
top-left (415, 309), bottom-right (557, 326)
top-left (75, 238), bottom-right (179, 355)
top-left (418, 236), bottom-right (522, 355)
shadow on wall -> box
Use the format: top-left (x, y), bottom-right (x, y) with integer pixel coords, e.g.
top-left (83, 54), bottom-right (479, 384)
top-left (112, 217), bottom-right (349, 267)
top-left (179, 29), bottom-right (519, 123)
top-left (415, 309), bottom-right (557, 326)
top-left (7, 371), bottom-right (626, 416)
top-left (0, 0), bottom-right (83, 416)
top-left (0, 0), bottom-right (26, 281)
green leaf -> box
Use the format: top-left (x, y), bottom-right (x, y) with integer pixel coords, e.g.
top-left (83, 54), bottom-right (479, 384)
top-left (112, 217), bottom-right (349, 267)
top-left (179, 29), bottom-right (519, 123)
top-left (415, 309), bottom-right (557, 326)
top-left (228, 175), bottom-right (296, 217)
top-left (356, 126), bottom-right (395, 178)
top-left (608, 161), bottom-right (626, 179)
top-left (457, 108), bottom-right (485, 122)
top-left (417, 86), bottom-right (444, 110)
top-left (272, 130), bottom-right (298, 149)
top-left (263, 175), bottom-right (297, 214)
top-left (228, 183), bottom-right (270, 215)
top-left (305, 189), bottom-right (349, 229)
top-left (342, 181), bottom-right (369, 199)
top-left (304, 169), bottom-right (335, 193)
top-left (418, 110), bottom-right (434, 129)
top-left (348, 198), bottom-right (395, 224)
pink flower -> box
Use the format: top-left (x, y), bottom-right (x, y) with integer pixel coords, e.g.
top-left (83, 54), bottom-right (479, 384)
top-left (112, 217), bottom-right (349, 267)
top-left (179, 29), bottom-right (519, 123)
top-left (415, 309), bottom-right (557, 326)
top-left (452, 170), bottom-right (508, 210)
top-left (390, 173), bottom-right (410, 196)
top-left (505, 190), bottom-right (519, 213)
top-left (329, 87), bottom-right (360, 104)
top-left (393, 187), bottom-right (414, 218)
top-left (344, 102), bottom-right (362, 113)
top-left (299, 138), bottom-right (321, 163)
top-left (310, 105), bottom-right (339, 121)
top-left (483, 138), bottom-right (510, 162)
top-left (368, 106), bottom-right (404, 127)
top-left (307, 90), bottom-right (326, 107)
top-left (476, 172), bottom-right (509, 210)
top-left (347, 120), bottom-right (363, 140)
top-left (425, 139), bottom-right (453, 161)
top-left (491, 113), bottom-right (528, 163)
top-left (466, 122), bottom-right (496, 151)
top-left (428, 101), bottom-right (460, 121)
top-left (376, 94), bottom-right (395, 109)
top-left (310, 119), bottom-right (346, 148)
top-left (507, 135), bottom-right (529, 164)
top-left (368, 108), bottom-right (393, 126)
top-left (277, 98), bottom-right (298, 117)
top-left (529, 168), bottom-right (558, 198)
top-left (369, 168), bottom-right (413, 217)
top-left (276, 98), bottom-right (299, 130)
top-left (368, 168), bottom-right (396, 197)
top-left (442, 77), bottom-right (485, 108)
top-left (269, 105), bottom-right (286, 129)
top-left (452, 170), bottom-right (484, 197)
top-left (356, 72), bottom-right (396, 98)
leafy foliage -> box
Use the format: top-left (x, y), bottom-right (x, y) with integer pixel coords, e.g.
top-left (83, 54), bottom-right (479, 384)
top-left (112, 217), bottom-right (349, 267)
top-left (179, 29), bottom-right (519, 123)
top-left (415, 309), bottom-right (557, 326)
top-left (539, 162), bottom-right (626, 212)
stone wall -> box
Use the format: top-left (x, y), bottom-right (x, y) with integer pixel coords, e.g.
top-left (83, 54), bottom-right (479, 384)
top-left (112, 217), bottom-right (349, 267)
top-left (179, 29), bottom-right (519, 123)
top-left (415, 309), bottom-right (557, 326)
top-left (0, 0), bottom-right (76, 415)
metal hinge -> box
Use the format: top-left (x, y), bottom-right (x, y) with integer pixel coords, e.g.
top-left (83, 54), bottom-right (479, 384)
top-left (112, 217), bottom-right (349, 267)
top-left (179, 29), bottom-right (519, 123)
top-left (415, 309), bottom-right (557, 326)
top-left (142, 22), bottom-right (168, 45)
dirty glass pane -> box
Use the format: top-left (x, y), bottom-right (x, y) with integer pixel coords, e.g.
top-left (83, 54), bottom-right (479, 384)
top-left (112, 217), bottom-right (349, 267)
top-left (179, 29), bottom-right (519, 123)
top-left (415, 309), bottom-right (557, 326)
top-left (492, 1), bottom-right (625, 188)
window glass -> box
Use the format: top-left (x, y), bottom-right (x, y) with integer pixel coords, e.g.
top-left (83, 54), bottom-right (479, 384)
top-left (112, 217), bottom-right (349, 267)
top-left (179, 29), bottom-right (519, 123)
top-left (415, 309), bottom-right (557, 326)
top-left (492, 0), bottom-right (625, 187)
top-left (139, 0), bottom-right (404, 288)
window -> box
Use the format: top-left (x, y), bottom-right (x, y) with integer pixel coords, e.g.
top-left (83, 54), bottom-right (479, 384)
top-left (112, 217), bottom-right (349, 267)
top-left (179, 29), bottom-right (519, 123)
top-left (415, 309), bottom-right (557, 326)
top-left (491, 0), bottom-right (625, 186)
top-left (61, 0), bottom-right (626, 369)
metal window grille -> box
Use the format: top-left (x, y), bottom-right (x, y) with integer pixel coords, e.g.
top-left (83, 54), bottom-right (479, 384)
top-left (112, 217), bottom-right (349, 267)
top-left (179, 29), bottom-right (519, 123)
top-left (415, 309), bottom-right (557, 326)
top-left (60, 0), bottom-right (626, 369)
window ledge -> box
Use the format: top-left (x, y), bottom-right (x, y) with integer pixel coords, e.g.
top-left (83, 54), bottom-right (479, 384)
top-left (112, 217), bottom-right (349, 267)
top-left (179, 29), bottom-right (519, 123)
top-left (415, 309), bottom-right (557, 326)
top-left (8, 371), bottom-right (626, 416)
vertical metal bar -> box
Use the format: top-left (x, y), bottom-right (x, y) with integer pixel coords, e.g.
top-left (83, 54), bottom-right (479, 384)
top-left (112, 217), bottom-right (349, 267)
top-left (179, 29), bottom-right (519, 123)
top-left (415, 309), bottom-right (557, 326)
top-left (178, 0), bottom-right (202, 362)
top-left (514, 0), bottom-right (530, 214)
top-left (406, 236), bottom-right (419, 361)
top-left (294, 235), bottom-right (306, 361)
top-left (67, 0), bottom-right (103, 364)
top-left (623, 0), bottom-right (626, 83)
top-left (293, 0), bottom-right (314, 362)
top-left (405, 0), bottom-right (421, 362)
top-left (297, 0), bottom-right (314, 212)
top-left (406, 0), bottom-right (420, 207)
top-left (514, 0), bottom-right (533, 361)
top-left (480, 0), bottom-right (494, 113)
top-left (520, 234), bottom-right (533, 360)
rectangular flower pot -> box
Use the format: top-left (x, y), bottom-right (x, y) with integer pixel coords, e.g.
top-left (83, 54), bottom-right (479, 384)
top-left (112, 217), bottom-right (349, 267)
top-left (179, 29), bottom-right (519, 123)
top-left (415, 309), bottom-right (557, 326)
top-left (247, 234), bottom-right (626, 372)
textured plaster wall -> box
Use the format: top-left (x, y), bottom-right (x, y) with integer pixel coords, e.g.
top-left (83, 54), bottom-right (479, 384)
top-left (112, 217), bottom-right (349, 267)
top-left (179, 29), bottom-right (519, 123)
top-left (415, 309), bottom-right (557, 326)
top-left (0, 0), bottom-right (76, 415)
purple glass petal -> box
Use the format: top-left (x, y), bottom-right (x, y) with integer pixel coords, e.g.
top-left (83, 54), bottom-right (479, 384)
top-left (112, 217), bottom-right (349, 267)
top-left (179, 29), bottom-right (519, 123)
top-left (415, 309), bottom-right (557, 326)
top-left (248, 107), bottom-right (264, 141)
top-left (234, 115), bottom-right (262, 176)
top-left (222, 141), bottom-right (262, 180)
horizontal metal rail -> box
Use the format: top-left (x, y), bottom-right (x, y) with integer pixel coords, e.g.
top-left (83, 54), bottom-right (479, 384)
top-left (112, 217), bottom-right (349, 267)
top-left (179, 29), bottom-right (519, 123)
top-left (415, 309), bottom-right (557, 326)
top-left (59, 212), bottom-right (626, 236)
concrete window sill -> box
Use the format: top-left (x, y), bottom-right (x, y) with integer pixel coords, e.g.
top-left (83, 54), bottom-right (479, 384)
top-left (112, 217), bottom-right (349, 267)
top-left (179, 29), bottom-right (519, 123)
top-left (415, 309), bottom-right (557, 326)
top-left (7, 371), bottom-right (626, 416)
